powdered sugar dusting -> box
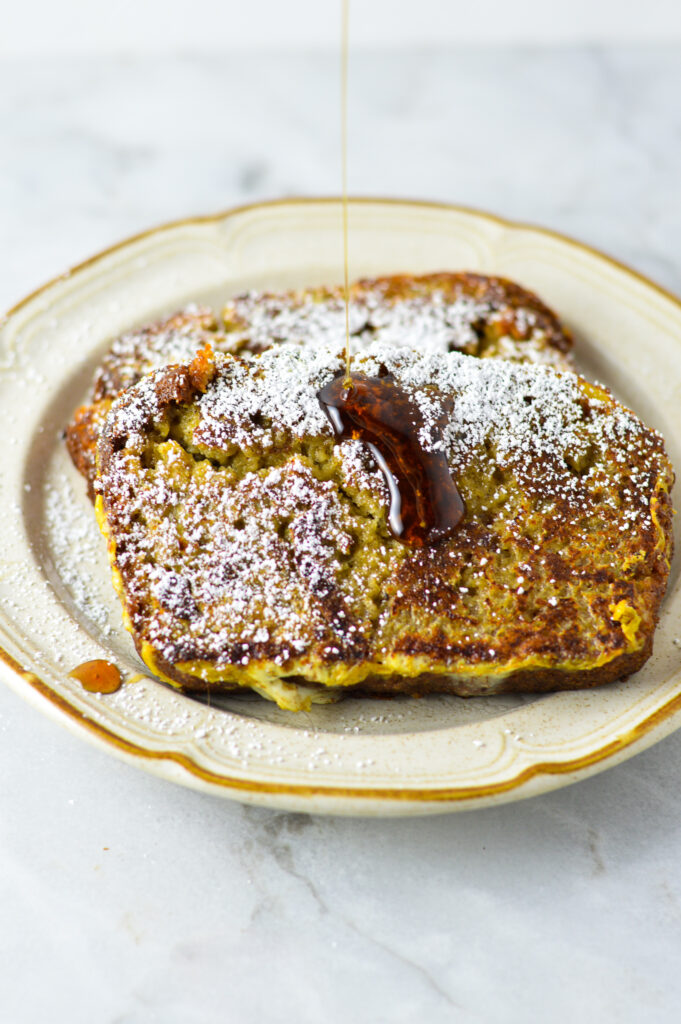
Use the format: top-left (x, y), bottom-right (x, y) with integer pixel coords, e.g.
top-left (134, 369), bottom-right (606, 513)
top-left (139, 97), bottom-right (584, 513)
top-left (91, 276), bottom-right (574, 406)
top-left (98, 340), bottom-right (673, 704)
top-left (44, 472), bottom-right (116, 637)
top-left (192, 341), bottom-right (650, 488)
top-left (93, 307), bottom-right (231, 399)
top-left (224, 286), bottom-right (570, 368)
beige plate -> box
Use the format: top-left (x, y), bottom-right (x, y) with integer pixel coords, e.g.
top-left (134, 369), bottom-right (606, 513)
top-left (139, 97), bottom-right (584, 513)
top-left (1, 198), bottom-right (680, 816)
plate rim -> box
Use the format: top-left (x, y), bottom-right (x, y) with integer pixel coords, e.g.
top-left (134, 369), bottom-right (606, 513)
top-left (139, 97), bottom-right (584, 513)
top-left (3, 194), bottom-right (681, 810)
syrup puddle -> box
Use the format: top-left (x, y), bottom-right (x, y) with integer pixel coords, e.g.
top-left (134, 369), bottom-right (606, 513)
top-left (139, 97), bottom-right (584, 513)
top-left (317, 371), bottom-right (464, 546)
top-left (69, 659), bottom-right (123, 694)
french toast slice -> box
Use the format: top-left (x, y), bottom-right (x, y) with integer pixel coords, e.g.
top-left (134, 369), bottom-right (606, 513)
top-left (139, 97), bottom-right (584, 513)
top-left (220, 272), bottom-right (573, 365)
top-left (66, 273), bottom-right (573, 498)
top-left (95, 343), bottom-right (673, 711)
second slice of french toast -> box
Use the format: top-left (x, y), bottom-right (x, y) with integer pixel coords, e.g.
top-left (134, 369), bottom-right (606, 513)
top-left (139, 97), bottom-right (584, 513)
top-left (66, 272), bottom-right (573, 498)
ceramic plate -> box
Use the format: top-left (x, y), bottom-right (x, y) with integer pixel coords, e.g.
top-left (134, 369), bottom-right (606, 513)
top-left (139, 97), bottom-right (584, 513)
top-left (1, 198), bottom-right (680, 816)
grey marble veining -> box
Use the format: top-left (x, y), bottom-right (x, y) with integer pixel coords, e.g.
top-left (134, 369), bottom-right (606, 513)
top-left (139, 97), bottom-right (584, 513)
top-left (3, 47), bottom-right (681, 312)
top-left (2, 47), bottom-right (681, 1024)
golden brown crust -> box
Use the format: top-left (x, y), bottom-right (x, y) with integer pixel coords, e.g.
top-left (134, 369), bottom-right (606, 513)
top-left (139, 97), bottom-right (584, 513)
top-left (92, 307), bottom-right (220, 401)
top-left (65, 401), bottom-right (111, 502)
top-left (153, 641), bottom-right (652, 700)
top-left (351, 271), bottom-right (573, 357)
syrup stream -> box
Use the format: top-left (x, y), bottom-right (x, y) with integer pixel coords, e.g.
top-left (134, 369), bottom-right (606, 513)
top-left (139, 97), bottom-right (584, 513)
top-left (341, 0), bottom-right (351, 385)
top-left (324, 3), bottom-right (464, 547)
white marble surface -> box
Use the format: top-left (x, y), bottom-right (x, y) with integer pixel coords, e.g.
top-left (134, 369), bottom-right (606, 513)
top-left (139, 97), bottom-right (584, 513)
top-left (3, 47), bottom-right (681, 1023)
top-left (6, 0), bottom-right (681, 54)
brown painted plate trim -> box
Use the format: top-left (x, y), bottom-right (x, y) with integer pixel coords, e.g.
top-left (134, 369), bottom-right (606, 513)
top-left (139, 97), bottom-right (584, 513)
top-left (3, 645), bottom-right (681, 802)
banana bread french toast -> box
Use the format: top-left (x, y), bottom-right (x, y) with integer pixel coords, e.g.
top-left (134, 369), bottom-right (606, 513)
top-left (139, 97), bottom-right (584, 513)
top-left (95, 343), bottom-right (673, 711)
top-left (66, 273), bottom-right (573, 498)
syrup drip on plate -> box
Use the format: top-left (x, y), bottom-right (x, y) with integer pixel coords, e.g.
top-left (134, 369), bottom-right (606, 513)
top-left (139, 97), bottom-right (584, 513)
top-left (69, 659), bottom-right (123, 694)
top-left (317, 371), bottom-right (465, 547)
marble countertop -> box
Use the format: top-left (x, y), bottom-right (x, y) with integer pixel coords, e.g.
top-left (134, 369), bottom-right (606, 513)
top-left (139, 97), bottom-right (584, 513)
top-left (3, 46), bottom-right (681, 1023)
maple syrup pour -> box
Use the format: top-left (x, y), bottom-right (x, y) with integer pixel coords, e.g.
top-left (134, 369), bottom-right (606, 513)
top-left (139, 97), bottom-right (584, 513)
top-left (317, 372), bottom-right (465, 546)
top-left (341, 0), bottom-right (351, 384)
top-left (69, 659), bottom-right (122, 694)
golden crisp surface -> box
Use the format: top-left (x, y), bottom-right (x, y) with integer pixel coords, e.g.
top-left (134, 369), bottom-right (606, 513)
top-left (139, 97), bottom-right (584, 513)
top-left (95, 342), bottom-right (673, 711)
top-left (66, 272), bottom-right (573, 498)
